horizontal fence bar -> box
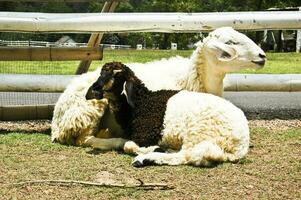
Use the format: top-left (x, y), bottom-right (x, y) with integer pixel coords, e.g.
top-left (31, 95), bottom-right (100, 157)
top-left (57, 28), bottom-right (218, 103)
top-left (0, 104), bottom-right (54, 121)
top-left (0, 46), bottom-right (103, 61)
top-left (2, 93), bottom-right (301, 121)
top-left (0, 39), bottom-right (87, 47)
top-left (0, 11), bottom-right (301, 33)
top-left (0, 74), bottom-right (76, 92)
top-left (0, 40), bottom-right (131, 48)
top-left (0, 74), bottom-right (300, 93)
top-left (224, 74), bottom-right (301, 92)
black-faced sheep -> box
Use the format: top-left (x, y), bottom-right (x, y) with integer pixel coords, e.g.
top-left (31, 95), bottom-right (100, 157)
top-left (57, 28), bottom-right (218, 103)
top-left (89, 62), bottom-right (250, 167)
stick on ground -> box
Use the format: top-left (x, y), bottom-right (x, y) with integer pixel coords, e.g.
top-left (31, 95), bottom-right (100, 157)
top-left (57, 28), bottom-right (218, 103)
top-left (9, 179), bottom-right (174, 190)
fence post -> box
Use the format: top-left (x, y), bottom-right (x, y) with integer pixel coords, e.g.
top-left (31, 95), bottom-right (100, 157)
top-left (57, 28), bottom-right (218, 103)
top-left (75, 1), bottom-right (119, 75)
top-left (296, 7), bottom-right (301, 53)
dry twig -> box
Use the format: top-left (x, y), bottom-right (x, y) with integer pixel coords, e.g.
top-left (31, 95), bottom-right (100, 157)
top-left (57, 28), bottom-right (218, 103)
top-left (9, 179), bottom-right (174, 190)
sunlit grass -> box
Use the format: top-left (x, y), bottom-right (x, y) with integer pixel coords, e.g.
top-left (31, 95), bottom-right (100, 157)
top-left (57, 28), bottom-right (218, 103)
top-left (1, 127), bottom-right (300, 199)
top-left (241, 52), bottom-right (301, 74)
top-left (0, 50), bottom-right (300, 74)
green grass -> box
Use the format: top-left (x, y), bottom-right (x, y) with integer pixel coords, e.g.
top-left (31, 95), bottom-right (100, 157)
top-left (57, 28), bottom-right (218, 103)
top-left (1, 127), bottom-right (300, 199)
top-left (241, 52), bottom-right (301, 74)
top-left (0, 50), bottom-right (300, 74)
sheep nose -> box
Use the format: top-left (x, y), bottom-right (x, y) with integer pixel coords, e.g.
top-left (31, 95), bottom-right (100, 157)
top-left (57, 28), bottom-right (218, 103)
top-left (252, 52), bottom-right (266, 66)
top-left (259, 53), bottom-right (266, 59)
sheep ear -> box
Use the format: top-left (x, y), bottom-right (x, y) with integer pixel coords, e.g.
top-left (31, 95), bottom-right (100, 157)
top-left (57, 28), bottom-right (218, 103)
top-left (122, 81), bottom-right (135, 108)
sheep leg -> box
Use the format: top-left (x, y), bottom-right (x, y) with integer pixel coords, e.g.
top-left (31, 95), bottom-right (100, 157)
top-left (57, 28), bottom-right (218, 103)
top-left (85, 136), bottom-right (128, 151)
top-left (74, 128), bottom-right (109, 146)
top-left (132, 141), bottom-right (228, 167)
top-left (123, 141), bottom-right (163, 155)
top-left (132, 151), bottom-right (186, 167)
top-left (184, 141), bottom-right (227, 166)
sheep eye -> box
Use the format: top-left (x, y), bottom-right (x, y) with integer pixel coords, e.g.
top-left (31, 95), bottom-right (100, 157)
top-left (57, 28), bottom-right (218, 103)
top-left (225, 40), bottom-right (239, 45)
top-left (221, 51), bottom-right (231, 58)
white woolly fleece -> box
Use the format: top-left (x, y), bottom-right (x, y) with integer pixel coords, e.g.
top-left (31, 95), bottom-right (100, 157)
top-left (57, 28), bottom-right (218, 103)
top-left (128, 56), bottom-right (190, 91)
top-left (51, 69), bottom-right (103, 142)
top-left (157, 90), bottom-right (250, 163)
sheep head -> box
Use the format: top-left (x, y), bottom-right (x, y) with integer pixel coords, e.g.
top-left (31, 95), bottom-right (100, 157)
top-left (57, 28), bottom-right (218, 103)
top-left (86, 62), bottom-right (135, 131)
top-left (87, 62), bottom-right (136, 104)
top-left (88, 62), bottom-right (147, 110)
top-left (197, 27), bottom-right (266, 73)
top-left (86, 62), bottom-right (126, 99)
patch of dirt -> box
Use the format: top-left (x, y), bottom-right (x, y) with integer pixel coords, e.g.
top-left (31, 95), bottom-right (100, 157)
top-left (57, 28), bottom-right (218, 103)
top-left (249, 119), bottom-right (301, 131)
top-left (0, 119), bottom-right (300, 134)
top-left (94, 170), bottom-right (137, 185)
top-left (0, 120), bottom-right (51, 134)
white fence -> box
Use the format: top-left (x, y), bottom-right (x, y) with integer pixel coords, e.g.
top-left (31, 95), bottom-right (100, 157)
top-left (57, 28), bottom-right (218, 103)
top-left (0, 74), bottom-right (300, 93)
top-left (0, 40), bottom-right (86, 47)
top-left (0, 11), bottom-right (300, 82)
top-left (0, 11), bottom-right (301, 33)
top-left (0, 40), bottom-right (131, 49)
top-left (0, 10), bottom-right (300, 120)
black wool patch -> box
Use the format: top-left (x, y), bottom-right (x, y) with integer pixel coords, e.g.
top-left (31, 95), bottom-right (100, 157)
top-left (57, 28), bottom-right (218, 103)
top-left (127, 90), bottom-right (178, 147)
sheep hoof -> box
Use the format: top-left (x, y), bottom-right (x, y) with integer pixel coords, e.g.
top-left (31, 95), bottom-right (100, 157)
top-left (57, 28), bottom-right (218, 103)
top-left (132, 159), bottom-right (155, 168)
top-left (154, 147), bottom-right (165, 153)
top-left (132, 160), bottom-right (144, 168)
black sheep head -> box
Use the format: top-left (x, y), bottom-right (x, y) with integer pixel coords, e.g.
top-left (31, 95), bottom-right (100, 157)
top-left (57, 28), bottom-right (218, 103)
top-left (86, 62), bottom-right (135, 105)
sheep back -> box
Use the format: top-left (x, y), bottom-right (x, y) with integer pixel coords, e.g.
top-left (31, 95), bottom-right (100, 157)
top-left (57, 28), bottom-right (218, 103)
top-left (128, 90), bottom-right (178, 147)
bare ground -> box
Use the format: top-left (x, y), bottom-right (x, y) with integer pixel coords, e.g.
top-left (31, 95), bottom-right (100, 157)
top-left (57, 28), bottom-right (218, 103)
top-left (0, 120), bottom-right (300, 199)
top-left (1, 119), bottom-right (301, 134)
top-left (0, 120), bottom-right (51, 134)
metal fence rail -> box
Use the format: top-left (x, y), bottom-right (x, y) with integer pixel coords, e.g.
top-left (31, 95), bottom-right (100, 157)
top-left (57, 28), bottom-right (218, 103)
top-left (0, 40), bottom-right (132, 49)
top-left (1, 10), bottom-right (301, 121)
top-left (0, 11), bottom-right (301, 33)
top-left (0, 74), bottom-right (300, 93)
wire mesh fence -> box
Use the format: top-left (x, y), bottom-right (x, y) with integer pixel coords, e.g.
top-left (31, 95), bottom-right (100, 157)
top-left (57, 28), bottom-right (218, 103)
top-left (0, 32), bottom-right (87, 107)
top-left (0, 1), bottom-right (117, 118)
top-left (0, 32), bottom-right (86, 75)
top-left (0, 92), bottom-right (61, 106)
top-left (0, 60), bottom-right (80, 75)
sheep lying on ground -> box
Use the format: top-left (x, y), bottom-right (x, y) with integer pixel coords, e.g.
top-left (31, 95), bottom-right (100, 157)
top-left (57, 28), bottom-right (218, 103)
top-left (51, 27), bottom-right (264, 149)
top-left (89, 62), bottom-right (250, 167)
top-left (51, 69), bottom-right (127, 149)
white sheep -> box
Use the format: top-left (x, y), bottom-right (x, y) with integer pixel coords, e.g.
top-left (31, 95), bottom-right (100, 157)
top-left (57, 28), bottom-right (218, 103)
top-left (129, 27), bottom-right (266, 96)
top-left (89, 62), bottom-right (249, 167)
top-left (51, 27), bottom-right (265, 148)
